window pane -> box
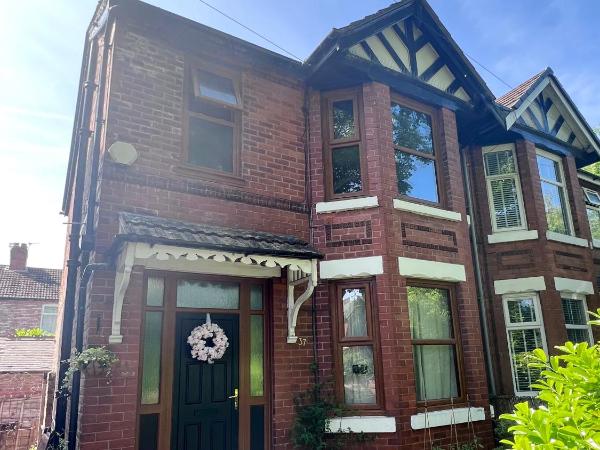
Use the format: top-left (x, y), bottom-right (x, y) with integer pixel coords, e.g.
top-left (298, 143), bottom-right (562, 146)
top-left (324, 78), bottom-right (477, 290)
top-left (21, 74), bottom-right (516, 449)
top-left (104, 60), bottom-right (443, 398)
top-left (250, 315), bottom-right (264, 396)
top-left (40, 312), bottom-right (57, 334)
top-left (567, 328), bottom-right (590, 344)
top-left (188, 116), bottom-right (234, 172)
top-left (196, 69), bottom-right (237, 105)
top-left (138, 414), bottom-right (159, 450)
top-left (541, 181), bottom-right (570, 234)
top-left (141, 311), bottom-right (162, 404)
top-left (585, 190), bottom-right (600, 205)
top-left (484, 150), bottom-right (516, 176)
top-left (250, 405), bottom-right (265, 450)
top-left (413, 345), bottom-right (458, 401)
top-left (342, 346), bottom-right (376, 404)
top-left (490, 178), bottom-right (522, 229)
top-left (537, 154), bottom-right (561, 182)
top-left (332, 100), bottom-right (355, 140)
top-left (342, 288), bottom-right (368, 338)
top-left (507, 298), bottom-right (537, 324)
top-left (509, 328), bottom-right (543, 392)
top-left (407, 286), bottom-right (452, 340)
top-left (250, 285), bottom-right (263, 310)
top-left (395, 151), bottom-right (439, 203)
top-left (177, 280), bottom-right (240, 309)
top-left (332, 145), bottom-right (362, 194)
top-left (391, 103), bottom-right (433, 154)
top-left (561, 299), bottom-right (587, 325)
top-left (146, 277), bottom-right (164, 307)
top-left (587, 208), bottom-right (600, 240)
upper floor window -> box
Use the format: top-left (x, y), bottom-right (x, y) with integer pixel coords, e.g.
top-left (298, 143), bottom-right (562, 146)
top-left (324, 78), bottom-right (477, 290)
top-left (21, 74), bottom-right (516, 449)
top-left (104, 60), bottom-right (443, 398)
top-left (536, 150), bottom-right (573, 235)
top-left (561, 297), bottom-right (593, 344)
top-left (185, 65), bottom-right (241, 175)
top-left (323, 90), bottom-right (365, 199)
top-left (583, 188), bottom-right (600, 243)
top-left (502, 293), bottom-right (547, 395)
top-left (391, 97), bottom-right (440, 204)
top-left (332, 280), bottom-right (381, 408)
top-left (483, 145), bottom-right (527, 232)
top-left (407, 283), bottom-right (463, 404)
top-left (40, 304), bottom-right (58, 334)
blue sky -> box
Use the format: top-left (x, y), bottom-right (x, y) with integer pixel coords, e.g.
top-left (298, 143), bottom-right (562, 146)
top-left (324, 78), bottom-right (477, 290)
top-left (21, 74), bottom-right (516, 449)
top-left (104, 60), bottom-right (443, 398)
top-left (1, 0), bottom-right (599, 268)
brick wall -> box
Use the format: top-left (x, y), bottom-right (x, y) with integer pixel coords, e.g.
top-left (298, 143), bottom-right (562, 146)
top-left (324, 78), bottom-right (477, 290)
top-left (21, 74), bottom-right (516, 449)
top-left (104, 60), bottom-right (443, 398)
top-left (0, 300), bottom-right (48, 338)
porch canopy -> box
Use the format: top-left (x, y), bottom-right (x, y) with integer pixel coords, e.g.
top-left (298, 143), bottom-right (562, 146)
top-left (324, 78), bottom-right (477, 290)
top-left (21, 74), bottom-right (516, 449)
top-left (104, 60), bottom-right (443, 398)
top-left (107, 212), bottom-right (321, 344)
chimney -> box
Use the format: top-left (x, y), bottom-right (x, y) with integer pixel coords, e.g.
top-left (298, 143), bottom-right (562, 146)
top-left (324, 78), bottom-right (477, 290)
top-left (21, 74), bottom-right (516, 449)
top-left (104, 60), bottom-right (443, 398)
top-left (9, 243), bottom-right (28, 271)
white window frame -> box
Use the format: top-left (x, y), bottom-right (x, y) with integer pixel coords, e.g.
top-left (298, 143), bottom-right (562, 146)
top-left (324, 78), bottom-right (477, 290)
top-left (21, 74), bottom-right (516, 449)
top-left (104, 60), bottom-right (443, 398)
top-left (40, 304), bottom-right (58, 334)
top-left (502, 292), bottom-right (548, 397)
top-left (536, 149), bottom-right (574, 236)
top-left (583, 188), bottom-right (600, 206)
top-left (560, 294), bottom-right (594, 345)
top-left (586, 203), bottom-right (600, 247)
top-left (483, 144), bottom-right (527, 233)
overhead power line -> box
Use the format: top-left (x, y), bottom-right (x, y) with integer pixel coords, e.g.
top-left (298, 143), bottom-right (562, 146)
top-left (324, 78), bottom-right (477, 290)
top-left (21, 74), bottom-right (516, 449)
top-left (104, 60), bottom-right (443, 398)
top-left (197, 0), bottom-right (303, 62)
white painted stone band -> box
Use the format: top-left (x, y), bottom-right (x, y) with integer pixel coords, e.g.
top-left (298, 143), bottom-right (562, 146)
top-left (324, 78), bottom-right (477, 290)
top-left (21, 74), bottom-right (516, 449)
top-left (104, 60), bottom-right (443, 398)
top-left (487, 229), bottom-right (538, 244)
top-left (316, 196), bottom-right (379, 214)
top-left (494, 276), bottom-right (546, 295)
top-left (327, 416), bottom-right (396, 433)
top-left (411, 407), bottom-right (486, 430)
top-left (393, 198), bottom-right (462, 222)
top-left (554, 277), bottom-right (594, 295)
top-left (398, 257), bottom-right (466, 282)
top-left (546, 231), bottom-right (589, 248)
top-left (319, 256), bottom-right (384, 280)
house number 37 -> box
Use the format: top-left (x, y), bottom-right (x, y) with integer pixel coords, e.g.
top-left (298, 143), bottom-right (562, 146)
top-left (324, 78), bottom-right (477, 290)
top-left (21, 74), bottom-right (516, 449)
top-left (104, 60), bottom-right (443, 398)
top-left (297, 337), bottom-right (308, 347)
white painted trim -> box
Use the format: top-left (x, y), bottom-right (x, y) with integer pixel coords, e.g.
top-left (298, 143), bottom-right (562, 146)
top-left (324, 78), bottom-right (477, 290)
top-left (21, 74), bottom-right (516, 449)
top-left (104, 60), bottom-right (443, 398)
top-left (578, 172), bottom-right (600, 187)
top-left (393, 198), bottom-right (462, 222)
top-left (488, 229), bottom-right (538, 244)
top-left (554, 277), bottom-right (594, 295)
top-left (316, 196), bottom-right (379, 214)
top-left (593, 238), bottom-right (600, 249)
top-left (494, 276), bottom-right (546, 295)
top-left (397, 257), bottom-right (466, 282)
top-left (410, 407), bottom-right (486, 430)
top-left (327, 416), bottom-right (396, 434)
top-left (505, 77), bottom-right (551, 129)
top-left (319, 256), bottom-right (384, 280)
top-left (546, 231), bottom-right (589, 248)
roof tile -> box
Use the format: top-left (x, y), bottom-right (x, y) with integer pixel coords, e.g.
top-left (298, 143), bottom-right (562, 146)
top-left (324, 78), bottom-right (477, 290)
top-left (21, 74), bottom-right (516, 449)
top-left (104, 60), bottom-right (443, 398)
top-left (0, 265), bottom-right (61, 300)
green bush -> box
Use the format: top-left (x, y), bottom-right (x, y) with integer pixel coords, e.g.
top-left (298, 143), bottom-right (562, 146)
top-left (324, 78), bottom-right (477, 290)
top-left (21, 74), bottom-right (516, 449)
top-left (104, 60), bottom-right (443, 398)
top-left (14, 327), bottom-right (53, 337)
top-left (500, 309), bottom-right (600, 449)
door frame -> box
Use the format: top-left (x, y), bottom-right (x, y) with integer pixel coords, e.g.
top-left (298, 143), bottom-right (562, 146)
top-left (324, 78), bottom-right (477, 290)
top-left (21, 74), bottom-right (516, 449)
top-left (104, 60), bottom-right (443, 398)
top-left (136, 270), bottom-right (273, 450)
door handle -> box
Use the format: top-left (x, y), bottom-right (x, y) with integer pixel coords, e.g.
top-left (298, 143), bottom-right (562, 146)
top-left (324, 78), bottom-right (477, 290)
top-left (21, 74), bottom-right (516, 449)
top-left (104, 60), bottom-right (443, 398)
top-left (228, 388), bottom-right (239, 410)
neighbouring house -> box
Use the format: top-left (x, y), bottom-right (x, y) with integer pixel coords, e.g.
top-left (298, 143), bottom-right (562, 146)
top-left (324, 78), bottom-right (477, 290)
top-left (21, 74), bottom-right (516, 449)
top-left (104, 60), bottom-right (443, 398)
top-left (0, 244), bottom-right (61, 450)
top-left (51, 0), bottom-right (600, 449)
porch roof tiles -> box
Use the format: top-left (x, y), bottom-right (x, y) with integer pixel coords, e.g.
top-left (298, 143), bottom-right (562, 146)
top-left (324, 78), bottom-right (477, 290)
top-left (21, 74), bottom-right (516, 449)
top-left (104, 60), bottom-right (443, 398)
top-left (0, 337), bottom-right (56, 373)
top-left (113, 212), bottom-right (322, 259)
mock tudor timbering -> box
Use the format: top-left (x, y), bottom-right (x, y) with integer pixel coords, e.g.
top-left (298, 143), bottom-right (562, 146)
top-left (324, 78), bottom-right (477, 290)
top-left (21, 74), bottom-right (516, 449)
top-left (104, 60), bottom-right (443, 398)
top-left (55, 0), bottom-right (600, 449)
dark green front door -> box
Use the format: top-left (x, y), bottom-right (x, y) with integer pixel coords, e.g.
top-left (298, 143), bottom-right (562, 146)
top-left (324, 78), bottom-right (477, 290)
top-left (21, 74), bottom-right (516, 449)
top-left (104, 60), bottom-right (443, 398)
top-left (172, 313), bottom-right (239, 450)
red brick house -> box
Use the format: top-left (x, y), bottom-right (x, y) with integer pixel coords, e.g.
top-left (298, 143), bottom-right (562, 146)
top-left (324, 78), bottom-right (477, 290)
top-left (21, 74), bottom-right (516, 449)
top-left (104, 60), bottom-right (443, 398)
top-left (0, 244), bottom-right (60, 449)
top-left (52, 1), bottom-right (600, 449)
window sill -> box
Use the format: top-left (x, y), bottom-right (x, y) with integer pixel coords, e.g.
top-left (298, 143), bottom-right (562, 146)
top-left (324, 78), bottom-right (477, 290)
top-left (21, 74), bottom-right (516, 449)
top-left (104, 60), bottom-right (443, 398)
top-left (410, 407), bottom-right (486, 430)
top-left (327, 416), bottom-right (396, 433)
top-left (593, 238), bottom-right (600, 248)
top-left (393, 199), bottom-right (461, 222)
top-left (546, 231), bottom-right (589, 248)
top-left (315, 196), bottom-right (379, 214)
top-left (487, 229), bottom-right (538, 244)
top-left (175, 164), bottom-right (247, 188)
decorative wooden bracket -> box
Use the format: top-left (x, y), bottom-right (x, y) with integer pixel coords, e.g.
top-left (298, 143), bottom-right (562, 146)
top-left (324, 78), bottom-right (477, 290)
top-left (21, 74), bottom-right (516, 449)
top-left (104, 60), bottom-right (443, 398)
top-left (109, 244), bottom-right (135, 344)
top-left (287, 260), bottom-right (318, 344)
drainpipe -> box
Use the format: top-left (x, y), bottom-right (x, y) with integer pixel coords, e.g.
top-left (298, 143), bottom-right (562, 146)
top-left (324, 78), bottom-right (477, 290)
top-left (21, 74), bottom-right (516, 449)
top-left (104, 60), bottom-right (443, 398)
top-left (303, 86), bottom-right (319, 386)
top-left (67, 11), bottom-right (115, 450)
top-left (461, 148), bottom-right (497, 397)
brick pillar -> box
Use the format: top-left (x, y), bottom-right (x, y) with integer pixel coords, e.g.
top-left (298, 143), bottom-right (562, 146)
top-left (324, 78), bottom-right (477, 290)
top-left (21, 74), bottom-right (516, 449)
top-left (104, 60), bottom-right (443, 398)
top-left (9, 243), bottom-right (28, 271)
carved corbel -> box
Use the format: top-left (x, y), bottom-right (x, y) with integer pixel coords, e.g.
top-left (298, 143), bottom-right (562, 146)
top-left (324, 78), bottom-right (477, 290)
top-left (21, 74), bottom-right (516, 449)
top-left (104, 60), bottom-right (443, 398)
top-left (287, 259), bottom-right (318, 344)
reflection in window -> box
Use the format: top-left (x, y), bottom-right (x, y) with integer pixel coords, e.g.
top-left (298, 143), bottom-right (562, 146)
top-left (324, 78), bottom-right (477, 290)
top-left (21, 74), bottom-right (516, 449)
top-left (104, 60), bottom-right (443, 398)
top-left (141, 311), bottom-right (162, 404)
top-left (562, 298), bottom-right (591, 344)
top-left (342, 345), bottom-right (376, 405)
top-left (332, 145), bottom-right (362, 194)
top-left (188, 116), bottom-right (234, 172)
top-left (332, 100), bottom-right (355, 140)
top-left (146, 277), bottom-right (164, 307)
top-left (537, 153), bottom-right (571, 235)
top-left (250, 315), bottom-right (264, 396)
top-left (250, 285), bottom-right (263, 310)
top-left (194, 69), bottom-right (238, 105)
top-left (177, 280), bottom-right (240, 309)
top-left (342, 288), bottom-right (367, 338)
top-left (587, 207), bottom-right (600, 240)
top-left (391, 102), bottom-right (439, 203)
top-left (40, 305), bottom-right (58, 334)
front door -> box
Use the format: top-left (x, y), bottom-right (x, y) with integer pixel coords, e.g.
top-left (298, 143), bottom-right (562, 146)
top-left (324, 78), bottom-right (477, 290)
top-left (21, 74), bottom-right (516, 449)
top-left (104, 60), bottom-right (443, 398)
top-left (172, 313), bottom-right (239, 450)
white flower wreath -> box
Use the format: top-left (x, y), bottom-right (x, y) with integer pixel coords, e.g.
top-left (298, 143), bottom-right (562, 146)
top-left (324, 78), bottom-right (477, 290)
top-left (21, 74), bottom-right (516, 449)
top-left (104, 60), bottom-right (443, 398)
top-left (187, 314), bottom-right (229, 364)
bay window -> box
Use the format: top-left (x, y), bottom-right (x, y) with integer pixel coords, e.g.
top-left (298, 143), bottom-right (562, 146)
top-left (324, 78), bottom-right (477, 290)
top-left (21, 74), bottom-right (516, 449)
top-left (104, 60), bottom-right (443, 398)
top-left (391, 97), bottom-right (440, 204)
top-left (536, 150), bottom-right (573, 235)
top-left (502, 293), bottom-right (547, 395)
top-left (483, 145), bottom-right (527, 232)
top-left (407, 283), bottom-right (463, 404)
top-left (332, 280), bottom-right (381, 408)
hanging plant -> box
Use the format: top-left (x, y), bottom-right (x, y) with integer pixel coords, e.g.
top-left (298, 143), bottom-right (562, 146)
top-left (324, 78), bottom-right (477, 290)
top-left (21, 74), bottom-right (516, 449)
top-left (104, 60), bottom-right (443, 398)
top-left (188, 313), bottom-right (229, 364)
top-left (61, 346), bottom-right (118, 391)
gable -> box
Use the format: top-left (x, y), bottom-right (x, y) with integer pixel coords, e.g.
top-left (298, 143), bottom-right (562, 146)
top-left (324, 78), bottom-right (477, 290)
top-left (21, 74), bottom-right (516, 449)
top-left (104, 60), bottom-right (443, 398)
top-left (346, 17), bottom-right (471, 103)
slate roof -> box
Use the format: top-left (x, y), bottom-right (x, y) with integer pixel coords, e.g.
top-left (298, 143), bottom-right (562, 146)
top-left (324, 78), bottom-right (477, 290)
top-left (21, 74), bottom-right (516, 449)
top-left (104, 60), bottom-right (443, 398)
top-left (0, 265), bottom-right (61, 300)
top-left (495, 68), bottom-right (549, 109)
top-left (0, 338), bottom-right (56, 372)
top-left (113, 212), bottom-right (322, 259)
